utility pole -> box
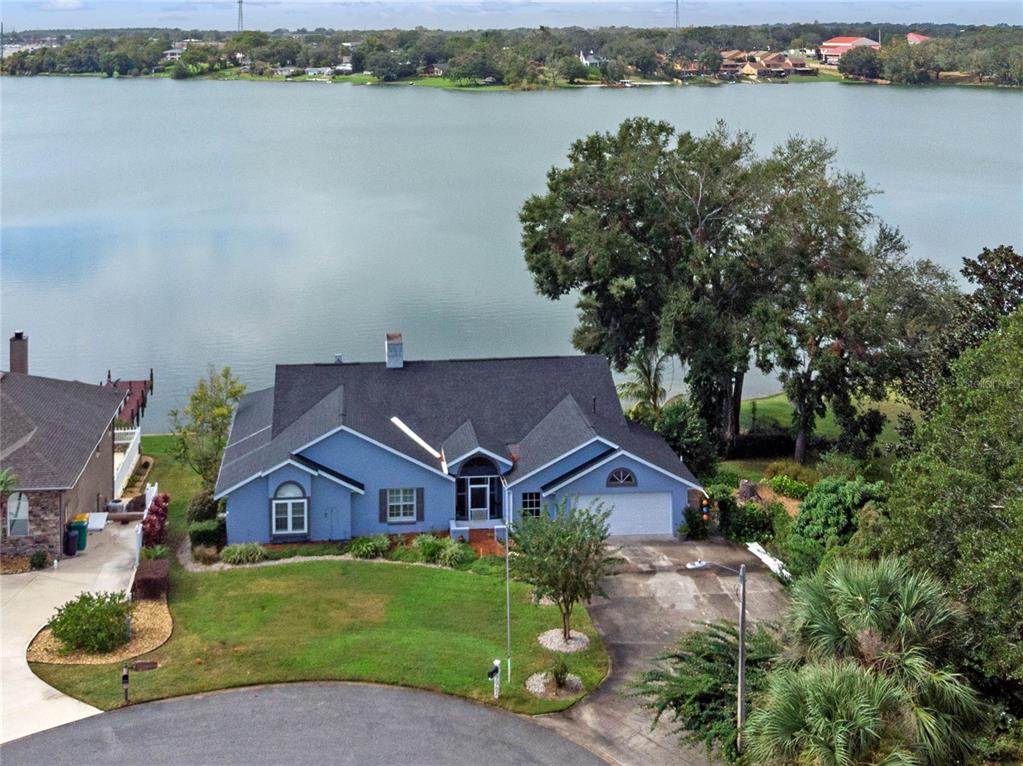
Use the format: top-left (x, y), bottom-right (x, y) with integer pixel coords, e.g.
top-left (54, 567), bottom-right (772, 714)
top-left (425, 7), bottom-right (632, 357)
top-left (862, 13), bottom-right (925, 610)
top-left (237, 0), bottom-right (244, 33)
top-left (1, 22), bottom-right (5, 75)
top-left (674, 0), bottom-right (679, 35)
top-left (736, 564), bottom-right (747, 754)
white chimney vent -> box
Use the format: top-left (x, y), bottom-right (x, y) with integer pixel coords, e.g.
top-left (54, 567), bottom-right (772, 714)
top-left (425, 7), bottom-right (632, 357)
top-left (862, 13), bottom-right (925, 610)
top-left (385, 332), bottom-right (404, 369)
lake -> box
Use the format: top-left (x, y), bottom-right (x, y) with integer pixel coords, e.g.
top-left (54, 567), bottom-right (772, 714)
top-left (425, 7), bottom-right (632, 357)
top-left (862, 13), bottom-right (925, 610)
top-left (2, 77), bottom-right (1021, 430)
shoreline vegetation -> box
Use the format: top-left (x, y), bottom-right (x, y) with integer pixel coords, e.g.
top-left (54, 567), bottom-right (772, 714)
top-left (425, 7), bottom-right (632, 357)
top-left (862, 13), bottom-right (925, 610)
top-left (3, 23), bottom-right (1021, 89)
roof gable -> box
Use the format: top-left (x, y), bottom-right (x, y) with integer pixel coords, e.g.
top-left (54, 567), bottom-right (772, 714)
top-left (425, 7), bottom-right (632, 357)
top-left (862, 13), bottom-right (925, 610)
top-left (0, 372), bottom-right (125, 490)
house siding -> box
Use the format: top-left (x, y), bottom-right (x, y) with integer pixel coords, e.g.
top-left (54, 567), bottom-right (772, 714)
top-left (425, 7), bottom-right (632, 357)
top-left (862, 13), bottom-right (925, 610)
top-left (506, 440), bottom-right (613, 519)
top-left (302, 431), bottom-right (454, 538)
top-left (544, 454), bottom-right (692, 532)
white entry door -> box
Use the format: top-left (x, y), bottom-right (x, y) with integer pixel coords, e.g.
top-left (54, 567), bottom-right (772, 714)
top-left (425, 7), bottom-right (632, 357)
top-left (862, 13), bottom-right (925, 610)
top-left (574, 492), bottom-right (673, 536)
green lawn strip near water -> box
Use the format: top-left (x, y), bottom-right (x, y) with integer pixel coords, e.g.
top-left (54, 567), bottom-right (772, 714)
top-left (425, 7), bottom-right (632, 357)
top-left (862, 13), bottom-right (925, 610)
top-left (738, 393), bottom-right (912, 443)
top-left (31, 436), bottom-right (607, 714)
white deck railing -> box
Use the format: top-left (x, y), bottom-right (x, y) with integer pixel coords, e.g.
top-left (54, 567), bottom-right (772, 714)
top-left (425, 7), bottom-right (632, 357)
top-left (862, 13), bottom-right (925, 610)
top-left (113, 428), bottom-right (142, 498)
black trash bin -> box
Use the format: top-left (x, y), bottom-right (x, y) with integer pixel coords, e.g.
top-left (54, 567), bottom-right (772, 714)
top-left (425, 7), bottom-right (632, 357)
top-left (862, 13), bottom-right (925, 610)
top-left (64, 527), bottom-right (78, 557)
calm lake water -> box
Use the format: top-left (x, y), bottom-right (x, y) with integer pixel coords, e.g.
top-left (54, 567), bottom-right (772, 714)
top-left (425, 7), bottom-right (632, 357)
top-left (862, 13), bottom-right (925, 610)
top-left (2, 77), bottom-right (1021, 430)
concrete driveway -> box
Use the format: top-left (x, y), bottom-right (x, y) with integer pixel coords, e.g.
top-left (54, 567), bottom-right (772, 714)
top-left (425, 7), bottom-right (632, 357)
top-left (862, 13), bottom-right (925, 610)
top-left (0, 682), bottom-right (605, 766)
top-left (0, 523), bottom-right (138, 743)
top-left (537, 537), bottom-right (789, 766)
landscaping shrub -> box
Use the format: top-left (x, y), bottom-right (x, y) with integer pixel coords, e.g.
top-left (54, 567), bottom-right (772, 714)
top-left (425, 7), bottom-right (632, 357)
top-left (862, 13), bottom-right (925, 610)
top-left (702, 469), bottom-right (741, 489)
top-left (763, 460), bottom-right (819, 486)
top-left (141, 544), bottom-right (168, 560)
top-left (349, 534), bottom-right (389, 559)
top-left (132, 559), bottom-right (170, 599)
top-left (412, 534), bottom-right (445, 563)
top-left (188, 518), bottom-right (224, 549)
top-left (49, 591), bottom-right (133, 653)
top-left (220, 543), bottom-right (268, 565)
top-left (141, 509), bottom-right (167, 547)
top-left (768, 474), bottom-right (811, 500)
top-left (437, 537), bottom-right (477, 568)
top-left (655, 398), bottom-right (718, 477)
top-left (191, 545), bottom-right (220, 565)
top-left (721, 502), bottom-right (774, 544)
top-left (781, 476), bottom-right (886, 577)
top-left (30, 550), bottom-right (48, 569)
top-left (680, 503), bottom-right (710, 540)
top-left (816, 451), bottom-right (862, 480)
top-left (550, 657), bottom-right (569, 688)
top-left (385, 545), bottom-right (422, 563)
top-left (186, 490), bottom-right (220, 523)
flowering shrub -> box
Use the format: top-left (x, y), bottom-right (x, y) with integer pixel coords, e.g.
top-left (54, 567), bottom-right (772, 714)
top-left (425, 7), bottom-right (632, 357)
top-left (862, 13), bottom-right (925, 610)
top-left (141, 492), bottom-right (171, 547)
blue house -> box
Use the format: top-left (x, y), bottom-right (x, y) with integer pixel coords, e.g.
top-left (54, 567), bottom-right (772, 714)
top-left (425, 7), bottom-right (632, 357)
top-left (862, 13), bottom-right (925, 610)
top-left (214, 334), bottom-right (704, 544)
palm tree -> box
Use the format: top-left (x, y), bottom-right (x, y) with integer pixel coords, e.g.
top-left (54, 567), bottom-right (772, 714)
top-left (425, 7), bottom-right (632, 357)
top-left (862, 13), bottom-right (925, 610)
top-left (617, 348), bottom-right (670, 423)
top-left (747, 558), bottom-right (985, 765)
top-left (0, 468), bottom-right (16, 493)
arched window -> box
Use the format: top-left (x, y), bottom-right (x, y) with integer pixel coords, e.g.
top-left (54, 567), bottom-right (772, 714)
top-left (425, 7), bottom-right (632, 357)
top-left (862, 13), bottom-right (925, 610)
top-left (606, 468), bottom-right (636, 488)
top-left (272, 482), bottom-right (307, 535)
top-left (6, 492), bottom-right (29, 537)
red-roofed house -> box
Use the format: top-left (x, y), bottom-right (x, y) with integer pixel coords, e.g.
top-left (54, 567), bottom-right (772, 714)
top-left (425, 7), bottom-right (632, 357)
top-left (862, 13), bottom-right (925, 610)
top-left (819, 36), bottom-right (880, 64)
top-left (906, 33), bottom-right (931, 45)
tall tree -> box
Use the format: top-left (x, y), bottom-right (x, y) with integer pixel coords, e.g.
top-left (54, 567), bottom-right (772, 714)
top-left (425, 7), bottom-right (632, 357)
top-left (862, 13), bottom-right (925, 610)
top-left (884, 310), bottom-right (1023, 691)
top-left (169, 366), bottom-right (245, 492)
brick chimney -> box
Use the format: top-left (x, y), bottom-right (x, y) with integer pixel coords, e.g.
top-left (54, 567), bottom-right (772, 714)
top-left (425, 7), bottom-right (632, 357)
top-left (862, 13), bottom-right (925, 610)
top-left (385, 332), bottom-right (404, 369)
top-left (9, 332), bottom-right (27, 374)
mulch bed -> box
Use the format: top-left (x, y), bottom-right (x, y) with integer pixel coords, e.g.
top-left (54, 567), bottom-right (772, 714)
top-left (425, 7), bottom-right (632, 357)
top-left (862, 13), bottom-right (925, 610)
top-left (28, 597), bottom-right (173, 665)
top-left (1, 556), bottom-right (32, 575)
top-left (537, 628), bottom-right (590, 653)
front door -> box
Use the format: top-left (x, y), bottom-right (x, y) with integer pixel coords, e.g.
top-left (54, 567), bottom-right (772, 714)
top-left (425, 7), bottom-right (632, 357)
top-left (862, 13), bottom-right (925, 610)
top-left (468, 477), bottom-right (490, 521)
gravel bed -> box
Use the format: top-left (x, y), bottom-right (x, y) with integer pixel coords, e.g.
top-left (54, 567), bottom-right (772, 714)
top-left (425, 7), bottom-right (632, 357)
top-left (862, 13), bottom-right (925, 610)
top-left (537, 628), bottom-right (590, 653)
top-left (525, 671), bottom-right (583, 698)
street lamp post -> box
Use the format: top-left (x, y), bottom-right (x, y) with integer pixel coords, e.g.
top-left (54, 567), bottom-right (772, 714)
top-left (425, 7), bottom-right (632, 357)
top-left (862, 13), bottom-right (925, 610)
top-left (686, 559), bottom-right (748, 753)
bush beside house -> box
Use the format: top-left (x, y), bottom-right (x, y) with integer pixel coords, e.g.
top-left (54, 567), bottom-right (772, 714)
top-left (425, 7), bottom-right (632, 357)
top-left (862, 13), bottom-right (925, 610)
top-left (49, 592), bottom-right (134, 654)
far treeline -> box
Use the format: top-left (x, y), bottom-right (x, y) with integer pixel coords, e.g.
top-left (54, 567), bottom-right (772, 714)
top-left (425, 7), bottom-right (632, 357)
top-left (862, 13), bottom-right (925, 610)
top-left (4, 23), bottom-right (1023, 85)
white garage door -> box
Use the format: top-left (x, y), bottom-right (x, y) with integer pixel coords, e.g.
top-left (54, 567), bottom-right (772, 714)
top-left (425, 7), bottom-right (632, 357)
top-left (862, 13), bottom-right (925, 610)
top-left (574, 492), bottom-right (673, 536)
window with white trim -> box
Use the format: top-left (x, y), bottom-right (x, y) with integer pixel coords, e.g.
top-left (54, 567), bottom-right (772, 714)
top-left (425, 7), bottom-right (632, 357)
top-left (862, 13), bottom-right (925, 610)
top-left (521, 492), bottom-right (542, 518)
top-left (6, 492), bottom-right (29, 537)
top-left (272, 482), bottom-right (308, 535)
top-left (387, 488), bottom-right (417, 522)
top-left (607, 468), bottom-right (637, 487)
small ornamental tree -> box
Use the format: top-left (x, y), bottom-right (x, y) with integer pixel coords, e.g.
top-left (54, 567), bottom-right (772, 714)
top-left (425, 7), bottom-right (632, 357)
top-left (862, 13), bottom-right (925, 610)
top-left (169, 366), bottom-right (245, 491)
top-left (511, 499), bottom-right (621, 641)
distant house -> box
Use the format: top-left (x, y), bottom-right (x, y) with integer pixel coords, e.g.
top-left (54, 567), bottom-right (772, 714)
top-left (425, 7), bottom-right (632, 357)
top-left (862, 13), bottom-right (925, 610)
top-left (818, 36), bottom-right (880, 65)
top-left (273, 67), bottom-right (299, 78)
top-left (214, 333), bottom-right (703, 545)
top-left (720, 49), bottom-right (746, 62)
top-left (334, 59), bottom-right (354, 75)
top-left (305, 67), bottom-right (333, 77)
top-left (578, 50), bottom-right (608, 67)
top-left (163, 49), bottom-right (182, 62)
top-left (422, 62), bottom-right (448, 77)
top-left (675, 61), bottom-right (701, 79)
top-left (1, 333), bottom-right (126, 561)
top-left (907, 33), bottom-right (931, 45)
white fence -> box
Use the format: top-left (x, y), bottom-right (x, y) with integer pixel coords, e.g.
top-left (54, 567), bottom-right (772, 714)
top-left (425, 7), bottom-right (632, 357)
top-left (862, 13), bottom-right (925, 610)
top-left (113, 427), bottom-right (142, 498)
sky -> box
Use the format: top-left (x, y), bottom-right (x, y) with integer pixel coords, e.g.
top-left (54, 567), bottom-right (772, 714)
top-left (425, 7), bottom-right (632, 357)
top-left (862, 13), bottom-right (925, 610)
top-left (3, 0), bottom-right (1021, 32)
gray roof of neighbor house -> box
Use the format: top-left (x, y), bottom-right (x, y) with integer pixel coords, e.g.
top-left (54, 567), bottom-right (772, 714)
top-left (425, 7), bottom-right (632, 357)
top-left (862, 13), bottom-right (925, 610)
top-left (214, 355), bottom-right (699, 497)
top-left (0, 371), bottom-right (126, 490)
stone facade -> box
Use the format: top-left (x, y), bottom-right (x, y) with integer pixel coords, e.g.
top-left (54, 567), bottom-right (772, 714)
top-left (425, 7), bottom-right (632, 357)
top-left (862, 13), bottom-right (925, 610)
top-left (0, 423), bottom-right (115, 561)
top-left (1, 490), bottom-right (64, 560)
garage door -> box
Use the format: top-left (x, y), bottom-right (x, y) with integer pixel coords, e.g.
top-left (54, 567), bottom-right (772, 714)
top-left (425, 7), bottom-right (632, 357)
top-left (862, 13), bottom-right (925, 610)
top-left (574, 492), bottom-right (673, 536)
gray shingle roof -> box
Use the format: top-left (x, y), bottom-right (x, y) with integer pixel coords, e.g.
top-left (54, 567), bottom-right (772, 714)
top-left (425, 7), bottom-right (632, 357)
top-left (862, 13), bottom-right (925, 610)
top-left (0, 372), bottom-right (126, 490)
top-left (215, 355), bottom-right (699, 497)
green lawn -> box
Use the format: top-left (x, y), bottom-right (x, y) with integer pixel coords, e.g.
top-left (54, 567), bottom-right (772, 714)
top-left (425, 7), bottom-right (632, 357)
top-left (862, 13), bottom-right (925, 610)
top-left (739, 393), bottom-right (912, 443)
top-left (32, 436), bottom-right (607, 714)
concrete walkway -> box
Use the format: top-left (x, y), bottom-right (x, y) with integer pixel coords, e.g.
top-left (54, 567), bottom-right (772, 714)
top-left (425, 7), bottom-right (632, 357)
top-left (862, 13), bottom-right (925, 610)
top-left (0, 523), bottom-right (139, 743)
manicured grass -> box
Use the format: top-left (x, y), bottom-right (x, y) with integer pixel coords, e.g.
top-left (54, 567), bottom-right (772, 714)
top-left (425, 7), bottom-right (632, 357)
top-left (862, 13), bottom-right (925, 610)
top-left (739, 393), bottom-right (912, 444)
top-left (398, 76), bottom-right (508, 91)
top-left (717, 458), bottom-right (775, 483)
top-left (32, 436), bottom-right (607, 714)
